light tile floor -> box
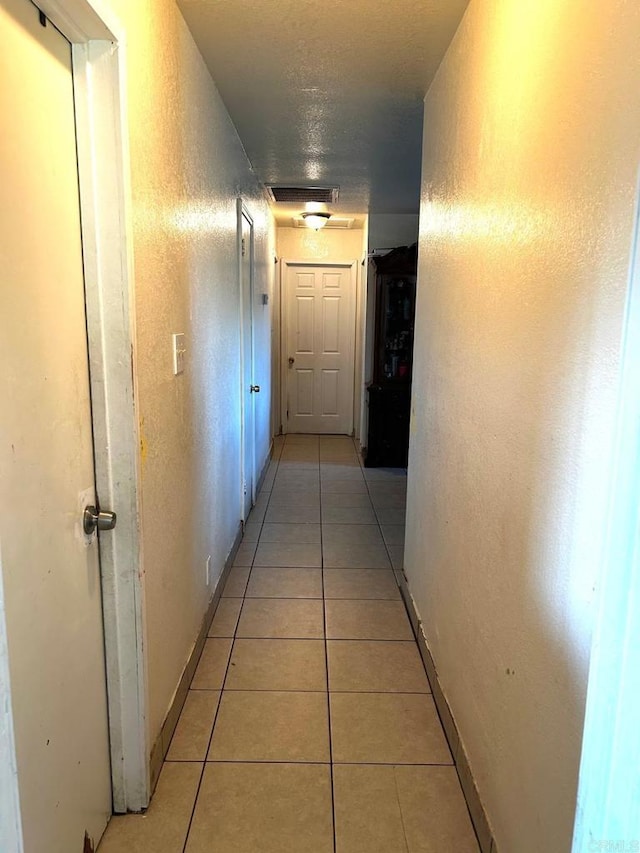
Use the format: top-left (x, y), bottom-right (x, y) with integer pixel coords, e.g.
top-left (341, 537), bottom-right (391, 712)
top-left (98, 434), bottom-right (479, 853)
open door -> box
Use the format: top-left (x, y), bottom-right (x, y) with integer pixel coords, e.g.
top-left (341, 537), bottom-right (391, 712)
top-left (239, 203), bottom-right (257, 519)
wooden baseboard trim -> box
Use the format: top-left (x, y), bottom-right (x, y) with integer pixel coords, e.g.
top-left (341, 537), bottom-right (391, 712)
top-left (148, 522), bottom-right (243, 797)
top-left (397, 571), bottom-right (498, 853)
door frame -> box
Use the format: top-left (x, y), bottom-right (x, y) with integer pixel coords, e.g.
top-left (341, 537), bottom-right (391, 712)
top-left (238, 200), bottom-right (256, 520)
top-left (279, 258), bottom-right (358, 435)
top-left (0, 0), bottom-right (147, 816)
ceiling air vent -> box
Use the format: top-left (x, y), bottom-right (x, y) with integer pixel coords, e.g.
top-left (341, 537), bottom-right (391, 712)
top-left (266, 185), bottom-right (339, 204)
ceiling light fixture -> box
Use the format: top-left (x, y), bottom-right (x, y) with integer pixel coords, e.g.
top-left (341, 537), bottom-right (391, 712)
top-left (302, 212), bottom-right (331, 230)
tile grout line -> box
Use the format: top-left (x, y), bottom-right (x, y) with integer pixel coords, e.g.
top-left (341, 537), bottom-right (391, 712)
top-left (318, 440), bottom-right (338, 853)
top-left (179, 443), bottom-right (282, 852)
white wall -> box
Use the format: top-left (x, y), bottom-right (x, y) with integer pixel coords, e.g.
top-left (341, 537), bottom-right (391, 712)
top-left (102, 0), bottom-right (274, 746)
top-left (276, 227), bottom-right (367, 437)
top-left (405, 2), bottom-right (640, 851)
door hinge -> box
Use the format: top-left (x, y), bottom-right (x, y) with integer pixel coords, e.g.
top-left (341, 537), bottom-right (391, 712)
top-left (241, 237), bottom-right (246, 257)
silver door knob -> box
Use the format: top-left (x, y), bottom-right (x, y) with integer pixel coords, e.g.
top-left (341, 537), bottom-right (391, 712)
top-left (250, 385), bottom-right (260, 393)
top-left (288, 357), bottom-right (295, 366)
top-left (83, 505), bottom-right (117, 535)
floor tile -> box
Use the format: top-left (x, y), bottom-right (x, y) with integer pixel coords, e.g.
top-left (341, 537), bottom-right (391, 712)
top-left (268, 489), bottom-right (320, 507)
top-left (276, 461), bottom-right (319, 472)
top-left (380, 524), bottom-right (405, 546)
top-left (323, 569), bottom-right (400, 600)
top-left (322, 523), bottom-right (383, 546)
top-left (225, 639), bottom-right (326, 691)
top-left (321, 480), bottom-right (369, 494)
top-left (363, 468), bottom-right (407, 482)
top-left (232, 541), bottom-right (257, 567)
top-left (330, 693), bottom-right (452, 764)
top-left (327, 641), bottom-right (429, 692)
top-left (374, 507), bottom-right (407, 525)
top-left (387, 545), bottom-right (404, 570)
top-left (279, 454), bottom-right (320, 465)
top-left (108, 437), bottom-right (472, 853)
top-left (285, 434), bottom-right (319, 444)
top-left (323, 542), bottom-right (391, 569)
top-left (320, 465), bottom-right (363, 479)
top-left (254, 542), bottom-right (322, 567)
top-left (246, 567), bottom-right (323, 599)
top-left (191, 638), bottom-right (233, 689)
top-left (368, 482), bottom-right (407, 497)
top-left (321, 458), bottom-right (360, 466)
top-left (241, 521), bottom-right (262, 542)
top-left (370, 493), bottom-right (407, 509)
top-left (333, 765), bottom-right (479, 853)
top-left (208, 598), bottom-right (242, 637)
top-left (209, 691), bottom-right (330, 762)
top-left (185, 763), bottom-right (333, 853)
top-left (321, 492), bottom-right (373, 510)
top-left (221, 566), bottom-right (250, 598)
top-left (275, 468), bottom-right (320, 482)
top-left (322, 505), bottom-right (377, 524)
top-left (166, 690), bottom-right (220, 761)
top-left (98, 762), bottom-right (201, 853)
top-left (325, 600), bottom-right (413, 640)
top-left (265, 504), bottom-right (321, 523)
top-left (259, 522), bottom-right (321, 544)
top-left (237, 598), bottom-right (325, 638)
top-left (246, 503), bottom-right (266, 522)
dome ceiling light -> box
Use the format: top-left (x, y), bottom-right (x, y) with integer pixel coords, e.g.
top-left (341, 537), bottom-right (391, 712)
top-left (302, 212), bottom-right (331, 230)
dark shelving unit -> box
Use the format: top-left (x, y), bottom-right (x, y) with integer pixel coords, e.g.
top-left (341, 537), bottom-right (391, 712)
top-left (365, 243), bottom-right (417, 468)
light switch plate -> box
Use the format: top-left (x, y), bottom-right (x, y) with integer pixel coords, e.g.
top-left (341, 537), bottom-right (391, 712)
top-left (172, 333), bottom-right (186, 375)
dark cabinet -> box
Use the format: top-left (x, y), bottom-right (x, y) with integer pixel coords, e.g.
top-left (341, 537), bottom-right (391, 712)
top-left (365, 243), bottom-right (417, 468)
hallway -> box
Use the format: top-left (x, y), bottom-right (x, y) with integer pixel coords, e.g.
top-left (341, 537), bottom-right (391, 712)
top-left (98, 434), bottom-right (479, 852)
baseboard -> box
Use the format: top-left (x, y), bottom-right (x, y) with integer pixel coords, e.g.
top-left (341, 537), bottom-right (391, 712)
top-left (397, 571), bottom-right (498, 853)
top-left (256, 445), bottom-right (273, 494)
top-left (148, 521), bottom-right (244, 796)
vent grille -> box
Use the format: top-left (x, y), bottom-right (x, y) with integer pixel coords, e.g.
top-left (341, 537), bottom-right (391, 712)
top-left (266, 185), bottom-right (339, 204)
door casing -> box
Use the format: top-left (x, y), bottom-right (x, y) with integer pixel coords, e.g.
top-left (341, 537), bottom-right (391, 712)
top-left (0, 0), bottom-right (147, 820)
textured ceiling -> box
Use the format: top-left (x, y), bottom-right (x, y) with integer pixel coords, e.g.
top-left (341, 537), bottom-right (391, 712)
top-left (178, 0), bottom-right (469, 217)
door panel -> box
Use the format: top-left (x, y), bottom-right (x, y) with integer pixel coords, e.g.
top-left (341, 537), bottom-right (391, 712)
top-left (284, 262), bottom-right (356, 434)
top-left (321, 370), bottom-right (339, 415)
top-left (297, 297), bottom-right (314, 352)
top-left (0, 1), bottom-right (111, 849)
top-left (322, 297), bottom-right (340, 352)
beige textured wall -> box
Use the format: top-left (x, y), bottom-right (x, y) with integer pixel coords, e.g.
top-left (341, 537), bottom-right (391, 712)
top-left (406, 1), bottom-right (640, 851)
top-left (103, 0), bottom-right (274, 744)
top-left (276, 226), bottom-right (365, 262)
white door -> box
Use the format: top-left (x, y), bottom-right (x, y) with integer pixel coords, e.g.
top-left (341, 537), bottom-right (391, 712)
top-left (283, 261), bottom-right (357, 434)
top-left (0, 1), bottom-right (112, 850)
top-left (240, 209), bottom-right (256, 518)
